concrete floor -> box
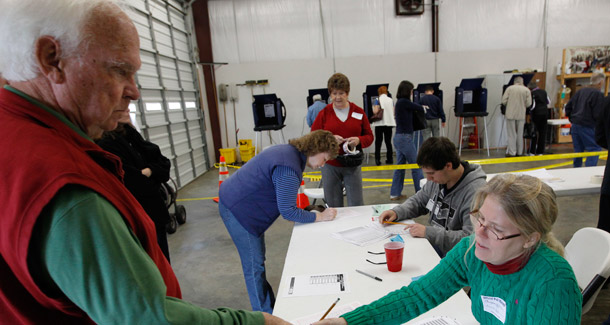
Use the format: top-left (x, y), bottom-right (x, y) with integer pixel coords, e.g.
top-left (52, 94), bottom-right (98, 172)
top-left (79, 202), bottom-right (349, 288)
top-left (169, 144), bottom-right (609, 324)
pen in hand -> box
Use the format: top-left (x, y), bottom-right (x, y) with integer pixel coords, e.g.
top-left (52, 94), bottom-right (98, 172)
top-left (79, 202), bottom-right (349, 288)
top-left (356, 269), bottom-right (383, 282)
top-left (319, 297), bottom-right (340, 321)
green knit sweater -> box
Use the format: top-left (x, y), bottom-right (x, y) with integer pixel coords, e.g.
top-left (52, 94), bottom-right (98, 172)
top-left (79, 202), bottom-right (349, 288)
top-left (342, 236), bottom-right (582, 324)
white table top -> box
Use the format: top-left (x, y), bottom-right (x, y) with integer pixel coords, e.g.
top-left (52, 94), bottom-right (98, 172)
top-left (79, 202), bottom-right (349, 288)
top-left (420, 166), bottom-right (604, 197)
top-left (547, 118), bottom-right (571, 126)
top-left (273, 205), bottom-right (477, 324)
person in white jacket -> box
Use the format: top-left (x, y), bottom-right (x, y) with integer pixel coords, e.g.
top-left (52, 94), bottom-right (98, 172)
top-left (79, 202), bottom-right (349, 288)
top-left (502, 76), bottom-right (532, 157)
top-left (371, 85), bottom-right (396, 165)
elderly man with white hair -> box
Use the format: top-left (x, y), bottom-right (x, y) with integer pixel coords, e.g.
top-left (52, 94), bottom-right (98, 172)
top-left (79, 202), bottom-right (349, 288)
top-left (307, 93), bottom-right (327, 127)
top-left (0, 0), bottom-right (289, 324)
top-left (501, 76), bottom-right (532, 157)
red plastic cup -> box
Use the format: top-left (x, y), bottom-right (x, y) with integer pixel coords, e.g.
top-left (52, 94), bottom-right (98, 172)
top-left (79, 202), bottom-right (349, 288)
top-left (384, 242), bottom-right (405, 272)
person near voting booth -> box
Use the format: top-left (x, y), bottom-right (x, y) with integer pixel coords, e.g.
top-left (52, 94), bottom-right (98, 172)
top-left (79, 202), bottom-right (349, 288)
top-left (311, 73), bottom-right (374, 207)
top-left (307, 94), bottom-right (327, 128)
top-left (526, 80), bottom-right (551, 155)
top-left (565, 71), bottom-right (605, 168)
top-left (315, 174), bottom-right (582, 325)
top-left (97, 111), bottom-right (172, 262)
top-left (218, 130), bottom-right (339, 313)
top-left (371, 85), bottom-right (396, 166)
top-left (420, 85), bottom-right (446, 140)
top-left (502, 76), bottom-right (532, 157)
top-left (0, 0), bottom-right (292, 324)
top-left (389, 80), bottom-right (425, 200)
top-left (384, 137), bottom-right (486, 256)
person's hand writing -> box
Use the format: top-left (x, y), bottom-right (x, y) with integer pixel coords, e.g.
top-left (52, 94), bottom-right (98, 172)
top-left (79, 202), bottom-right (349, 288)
top-left (262, 312), bottom-right (291, 324)
top-left (313, 317), bottom-right (348, 325)
top-left (378, 210), bottom-right (397, 224)
top-left (315, 208), bottom-right (337, 222)
top-left (404, 223), bottom-right (426, 237)
top-left (141, 167), bottom-right (152, 177)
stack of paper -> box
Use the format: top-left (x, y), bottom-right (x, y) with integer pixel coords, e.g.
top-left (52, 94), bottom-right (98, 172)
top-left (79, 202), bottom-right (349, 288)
top-left (331, 223), bottom-right (393, 246)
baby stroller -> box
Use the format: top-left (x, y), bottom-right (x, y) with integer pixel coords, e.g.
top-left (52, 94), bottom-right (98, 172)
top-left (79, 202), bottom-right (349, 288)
top-left (160, 178), bottom-right (187, 234)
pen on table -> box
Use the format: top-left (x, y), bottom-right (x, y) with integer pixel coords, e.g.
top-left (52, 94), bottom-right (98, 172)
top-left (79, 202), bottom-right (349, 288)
top-left (356, 269), bottom-right (383, 282)
top-left (371, 206), bottom-right (379, 214)
top-left (325, 203), bottom-right (329, 209)
top-left (319, 297), bottom-right (340, 321)
top-left (383, 221), bottom-right (410, 226)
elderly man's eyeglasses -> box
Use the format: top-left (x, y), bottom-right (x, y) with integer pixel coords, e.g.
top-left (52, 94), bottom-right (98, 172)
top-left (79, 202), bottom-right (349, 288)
top-left (470, 210), bottom-right (521, 241)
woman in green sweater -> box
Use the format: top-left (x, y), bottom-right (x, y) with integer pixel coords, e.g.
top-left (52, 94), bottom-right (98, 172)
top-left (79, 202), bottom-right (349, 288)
top-left (316, 174), bottom-right (582, 325)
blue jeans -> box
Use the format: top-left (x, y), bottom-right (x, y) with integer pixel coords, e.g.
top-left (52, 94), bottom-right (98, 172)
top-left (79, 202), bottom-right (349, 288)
top-left (218, 201), bottom-right (275, 313)
top-left (391, 133), bottom-right (423, 196)
top-left (571, 124), bottom-right (601, 167)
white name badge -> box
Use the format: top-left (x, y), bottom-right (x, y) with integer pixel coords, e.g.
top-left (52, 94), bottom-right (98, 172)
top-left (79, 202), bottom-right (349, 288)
top-left (426, 199), bottom-right (435, 211)
top-left (351, 112), bottom-right (363, 120)
top-left (481, 295), bottom-right (507, 323)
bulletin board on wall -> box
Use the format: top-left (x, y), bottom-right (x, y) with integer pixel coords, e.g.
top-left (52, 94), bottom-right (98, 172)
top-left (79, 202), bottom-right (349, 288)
top-left (564, 46), bottom-right (610, 74)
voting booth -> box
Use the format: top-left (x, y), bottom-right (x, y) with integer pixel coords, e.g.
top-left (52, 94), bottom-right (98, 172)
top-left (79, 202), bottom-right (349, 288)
top-left (306, 88), bottom-right (330, 108)
top-left (252, 93), bottom-right (286, 154)
top-left (362, 83), bottom-right (391, 121)
top-left (454, 78), bottom-right (489, 156)
top-left (413, 82), bottom-right (443, 105)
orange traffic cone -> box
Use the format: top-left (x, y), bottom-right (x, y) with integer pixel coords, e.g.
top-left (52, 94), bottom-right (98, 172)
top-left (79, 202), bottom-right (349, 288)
top-left (213, 156), bottom-right (229, 203)
top-left (296, 180), bottom-right (310, 209)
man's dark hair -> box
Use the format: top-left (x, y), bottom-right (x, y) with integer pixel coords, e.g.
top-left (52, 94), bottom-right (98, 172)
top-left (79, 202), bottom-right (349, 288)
top-left (425, 85), bottom-right (435, 92)
top-left (396, 80), bottom-right (414, 99)
top-left (417, 137), bottom-right (461, 170)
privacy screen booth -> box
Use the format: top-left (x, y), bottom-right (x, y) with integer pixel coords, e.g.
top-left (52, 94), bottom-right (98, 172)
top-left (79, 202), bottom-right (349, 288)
top-left (454, 78), bottom-right (490, 156)
top-left (454, 78), bottom-right (487, 117)
top-left (252, 94), bottom-right (287, 154)
top-left (413, 82), bottom-right (443, 105)
top-left (306, 88), bottom-right (330, 107)
top-left (362, 83), bottom-right (391, 121)
top-left (502, 73), bottom-right (535, 94)
top-left (252, 94), bottom-right (286, 131)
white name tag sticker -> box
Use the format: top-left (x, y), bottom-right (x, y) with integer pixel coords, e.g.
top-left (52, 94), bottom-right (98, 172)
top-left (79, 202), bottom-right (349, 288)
top-left (425, 199), bottom-right (435, 211)
top-left (481, 295), bottom-right (507, 323)
top-left (351, 112), bottom-right (363, 120)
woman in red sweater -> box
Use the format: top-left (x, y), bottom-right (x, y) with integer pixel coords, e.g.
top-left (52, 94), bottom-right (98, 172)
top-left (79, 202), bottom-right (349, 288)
top-left (311, 73), bottom-right (374, 207)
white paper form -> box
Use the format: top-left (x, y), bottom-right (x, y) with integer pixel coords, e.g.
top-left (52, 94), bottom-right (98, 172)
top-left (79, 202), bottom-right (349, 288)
top-left (331, 223), bottom-right (392, 246)
top-left (411, 316), bottom-right (462, 325)
top-left (290, 301), bottom-right (362, 325)
top-left (518, 169), bottom-right (565, 191)
top-left (284, 272), bottom-right (350, 297)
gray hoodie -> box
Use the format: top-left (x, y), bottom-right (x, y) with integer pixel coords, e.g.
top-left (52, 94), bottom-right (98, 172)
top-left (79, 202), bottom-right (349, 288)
top-left (392, 162), bottom-right (486, 256)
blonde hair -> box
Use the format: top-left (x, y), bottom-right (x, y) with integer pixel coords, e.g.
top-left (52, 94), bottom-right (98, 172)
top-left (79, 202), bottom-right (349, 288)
top-left (470, 174), bottom-right (564, 257)
top-left (289, 130), bottom-right (339, 158)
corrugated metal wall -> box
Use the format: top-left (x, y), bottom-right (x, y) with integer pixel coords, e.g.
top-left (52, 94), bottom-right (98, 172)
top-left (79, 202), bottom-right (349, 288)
top-left (126, 0), bottom-right (209, 188)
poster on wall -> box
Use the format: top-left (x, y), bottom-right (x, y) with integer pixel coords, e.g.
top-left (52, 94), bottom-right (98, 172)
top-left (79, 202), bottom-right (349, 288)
top-left (565, 46), bottom-right (610, 74)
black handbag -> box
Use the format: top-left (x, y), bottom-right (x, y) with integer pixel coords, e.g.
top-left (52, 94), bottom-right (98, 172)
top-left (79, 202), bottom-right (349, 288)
top-left (412, 110), bottom-right (427, 131)
top-left (523, 122), bottom-right (536, 139)
top-left (335, 145), bottom-right (364, 167)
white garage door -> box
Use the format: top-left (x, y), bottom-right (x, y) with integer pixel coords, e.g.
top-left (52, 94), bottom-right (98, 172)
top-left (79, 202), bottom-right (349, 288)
top-left (125, 0), bottom-right (209, 188)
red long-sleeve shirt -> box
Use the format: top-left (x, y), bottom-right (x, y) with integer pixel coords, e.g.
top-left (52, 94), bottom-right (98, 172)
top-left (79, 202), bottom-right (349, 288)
top-left (311, 102), bottom-right (374, 167)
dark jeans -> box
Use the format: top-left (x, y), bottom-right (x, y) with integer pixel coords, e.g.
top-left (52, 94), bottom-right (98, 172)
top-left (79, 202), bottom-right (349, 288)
top-left (571, 124), bottom-right (602, 167)
top-left (529, 114), bottom-right (547, 155)
top-left (375, 126), bottom-right (393, 163)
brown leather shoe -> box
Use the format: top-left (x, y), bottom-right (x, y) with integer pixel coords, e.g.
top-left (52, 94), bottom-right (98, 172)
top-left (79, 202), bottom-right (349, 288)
top-left (390, 195), bottom-right (407, 201)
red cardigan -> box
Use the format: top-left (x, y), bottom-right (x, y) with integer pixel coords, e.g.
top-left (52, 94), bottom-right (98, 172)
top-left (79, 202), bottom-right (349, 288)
top-left (0, 88), bottom-right (181, 323)
top-left (311, 102), bottom-right (374, 167)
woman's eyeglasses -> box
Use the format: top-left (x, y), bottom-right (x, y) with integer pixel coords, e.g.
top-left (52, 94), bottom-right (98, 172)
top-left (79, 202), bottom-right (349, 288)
top-left (470, 210), bottom-right (521, 241)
